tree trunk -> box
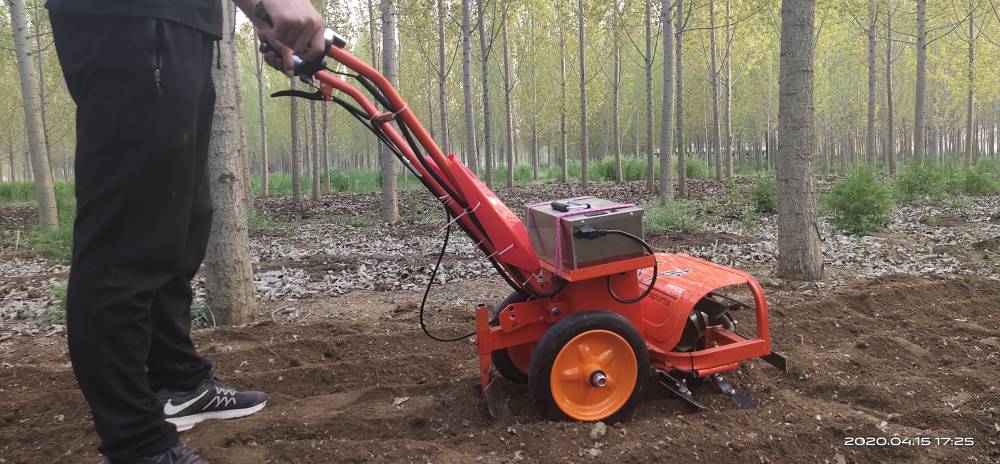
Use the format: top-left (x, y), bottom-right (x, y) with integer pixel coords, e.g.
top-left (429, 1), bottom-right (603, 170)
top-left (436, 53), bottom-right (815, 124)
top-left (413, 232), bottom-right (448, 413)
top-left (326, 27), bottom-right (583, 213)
top-left (460, 0), bottom-right (478, 174)
top-left (709, 0), bottom-right (723, 181)
top-left (530, 15), bottom-right (539, 180)
top-left (33, 0), bottom-right (50, 164)
top-left (10, 0), bottom-right (57, 230)
top-left (367, 0), bottom-right (380, 69)
top-left (253, 35), bottom-right (269, 197)
top-left (659, 0), bottom-right (675, 201)
top-left (776, 0), bottom-right (823, 281)
top-left (381, 0), bottom-right (400, 221)
top-left (676, 0), bottom-right (686, 197)
top-left (477, 0), bottom-right (495, 185)
top-left (611, 2), bottom-right (623, 182)
top-left (965, 0), bottom-right (975, 168)
top-left (885, 10), bottom-right (896, 175)
top-left (722, 0), bottom-right (733, 178)
top-left (914, 0), bottom-right (927, 163)
top-left (558, 14), bottom-right (569, 183)
top-left (501, 12), bottom-right (515, 187)
top-left (310, 100), bottom-right (320, 200)
top-left (322, 102), bottom-right (331, 192)
top-left (644, 0), bottom-right (655, 191)
top-left (866, 0), bottom-right (877, 169)
top-left (577, 0), bottom-right (589, 188)
top-left (289, 78), bottom-right (302, 202)
top-left (437, 0), bottom-right (450, 155)
top-left (204, 0), bottom-right (255, 325)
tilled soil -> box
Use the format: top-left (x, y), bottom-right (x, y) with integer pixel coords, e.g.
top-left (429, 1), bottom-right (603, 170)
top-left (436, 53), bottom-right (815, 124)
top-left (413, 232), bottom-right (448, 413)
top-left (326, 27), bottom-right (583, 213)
top-left (2, 274), bottom-right (999, 463)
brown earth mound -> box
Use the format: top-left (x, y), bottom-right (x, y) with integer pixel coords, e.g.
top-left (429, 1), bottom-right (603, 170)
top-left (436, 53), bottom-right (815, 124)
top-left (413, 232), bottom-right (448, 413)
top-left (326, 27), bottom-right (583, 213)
top-left (2, 274), bottom-right (999, 463)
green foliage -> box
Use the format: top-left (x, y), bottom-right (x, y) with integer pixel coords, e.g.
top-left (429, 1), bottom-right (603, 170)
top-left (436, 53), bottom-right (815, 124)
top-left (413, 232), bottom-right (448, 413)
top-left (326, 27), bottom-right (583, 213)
top-left (956, 167), bottom-right (999, 195)
top-left (31, 183), bottom-right (76, 262)
top-left (892, 163), bottom-right (950, 203)
top-left (643, 200), bottom-right (702, 232)
top-left (0, 182), bottom-right (36, 204)
top-left (251, 170), bottom-right (423, 196)
top-left (191, 299), bottom-right (216, 326)
top-left (0, 181), bottom-right (75, 205)
top-left (723, 179), bottom-right (741, 206)
top-left (824, 167), bottom-right (894, 236)
top-left (37, 284), bottom-right (68, 327)
top-left (892, 161), bottom-right (1000, 202)
top-left (247, 208), bottom-right (278, 230)
top-left (684, 158), bottom-right (711, 179)
top-left (752, 176), bottom-right (778, 214)
top-left (739, 208), bottom-right (760, 233)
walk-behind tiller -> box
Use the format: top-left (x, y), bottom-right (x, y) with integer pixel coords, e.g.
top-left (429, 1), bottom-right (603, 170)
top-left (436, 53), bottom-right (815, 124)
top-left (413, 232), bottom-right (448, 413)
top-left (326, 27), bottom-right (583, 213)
top-left (265, 29), bottom-right (785, 422)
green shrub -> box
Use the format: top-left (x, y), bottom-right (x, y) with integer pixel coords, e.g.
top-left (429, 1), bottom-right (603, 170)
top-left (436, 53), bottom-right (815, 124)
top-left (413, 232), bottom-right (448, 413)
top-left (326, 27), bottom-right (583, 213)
top-left (621, 159), bottom-right (646, 181)
top-left (684, 158), bottom-right (711, 179)
top-left (892, 163), bottom-right (949, 203)
top-left (644, 200), bottom-right (702, 232)
top-left (752, 176), bottom-right (778, 214)
top-left (824, 167), bottom-right (894, 235)
top-left (957, 167), bottom-right (999, 195)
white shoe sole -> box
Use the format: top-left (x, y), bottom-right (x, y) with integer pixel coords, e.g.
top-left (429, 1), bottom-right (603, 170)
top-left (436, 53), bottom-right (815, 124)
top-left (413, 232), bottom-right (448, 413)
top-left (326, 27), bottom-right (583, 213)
top-left (166, 401), bottom-right (267, 432)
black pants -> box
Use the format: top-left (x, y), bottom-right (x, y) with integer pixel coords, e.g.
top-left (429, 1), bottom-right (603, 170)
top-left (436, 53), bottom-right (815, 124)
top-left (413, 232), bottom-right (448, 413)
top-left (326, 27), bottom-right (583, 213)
top-left (51, 13), bottom-right (216, 462)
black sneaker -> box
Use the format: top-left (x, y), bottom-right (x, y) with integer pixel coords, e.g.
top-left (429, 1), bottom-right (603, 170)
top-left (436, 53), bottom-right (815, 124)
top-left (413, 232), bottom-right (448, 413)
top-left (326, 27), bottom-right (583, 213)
top-left (102, 444), bottom-right (204, 464)
top-left (160, 376), bottom-right (268, 432)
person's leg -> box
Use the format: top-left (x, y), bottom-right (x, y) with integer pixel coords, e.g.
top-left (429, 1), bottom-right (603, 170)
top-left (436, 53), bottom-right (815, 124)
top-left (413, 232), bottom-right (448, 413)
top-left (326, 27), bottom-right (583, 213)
top-left (146, 93), bottom-right (214, 393)
top-left (52, 13), bottom-right (216, 462)
top-left (146, 20), bottom-right (216, 393)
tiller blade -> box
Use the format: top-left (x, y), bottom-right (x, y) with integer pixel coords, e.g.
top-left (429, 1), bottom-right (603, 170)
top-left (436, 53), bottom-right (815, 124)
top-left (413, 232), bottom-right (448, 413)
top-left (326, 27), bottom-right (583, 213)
top-left (713, 375), bottom-right (758, 410)
top-left (483, 366), bottom-right (510, 419)
top-left (655, 369), bottom-right (707, 410)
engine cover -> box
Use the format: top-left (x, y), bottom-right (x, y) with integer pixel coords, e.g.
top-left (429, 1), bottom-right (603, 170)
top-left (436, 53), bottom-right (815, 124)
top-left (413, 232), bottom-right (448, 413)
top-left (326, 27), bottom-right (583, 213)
top-left (527, 197), bottom-right (645, 272)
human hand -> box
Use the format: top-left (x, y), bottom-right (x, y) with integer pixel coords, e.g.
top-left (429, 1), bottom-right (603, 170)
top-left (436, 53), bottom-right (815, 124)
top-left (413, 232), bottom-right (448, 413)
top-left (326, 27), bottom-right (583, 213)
top-left (247, 0), bottom-right (325, 75)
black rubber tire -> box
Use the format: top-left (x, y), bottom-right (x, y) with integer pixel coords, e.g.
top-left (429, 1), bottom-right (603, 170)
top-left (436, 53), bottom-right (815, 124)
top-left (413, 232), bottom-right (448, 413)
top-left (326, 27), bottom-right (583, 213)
top-left (490, 292), bottom-right (531, 384)
top-left (528, 310), bottom-right (650, 423)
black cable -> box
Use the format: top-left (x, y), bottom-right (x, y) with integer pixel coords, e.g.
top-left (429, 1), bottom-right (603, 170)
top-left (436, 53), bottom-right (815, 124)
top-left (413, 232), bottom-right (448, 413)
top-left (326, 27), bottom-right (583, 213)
top-left (419, 210), bottom-right (476, 342)
top-left (604, 229), bottom-right (658, 304)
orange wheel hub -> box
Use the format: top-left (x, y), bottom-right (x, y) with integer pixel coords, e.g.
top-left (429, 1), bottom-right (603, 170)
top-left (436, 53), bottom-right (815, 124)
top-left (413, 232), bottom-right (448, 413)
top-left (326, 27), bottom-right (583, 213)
top-left (549, 330), bottom-right (637, 421)
top-left (507, 343), bottom-right (534, 373)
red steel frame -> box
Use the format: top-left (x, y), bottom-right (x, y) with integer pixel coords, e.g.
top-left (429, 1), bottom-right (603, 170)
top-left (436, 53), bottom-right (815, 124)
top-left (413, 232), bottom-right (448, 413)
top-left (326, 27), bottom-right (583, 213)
top-left (312, 43), bottom-right (775, 395)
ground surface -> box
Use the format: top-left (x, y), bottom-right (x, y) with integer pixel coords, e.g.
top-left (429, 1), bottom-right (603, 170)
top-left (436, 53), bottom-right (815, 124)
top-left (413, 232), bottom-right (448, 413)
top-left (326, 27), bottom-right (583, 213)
top-left (2, 179), bottom-right (1000, 463)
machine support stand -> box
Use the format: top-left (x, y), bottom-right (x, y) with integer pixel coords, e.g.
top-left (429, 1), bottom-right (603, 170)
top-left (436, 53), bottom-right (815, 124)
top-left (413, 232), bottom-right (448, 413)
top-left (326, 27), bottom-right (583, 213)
top-left (483, 366), bottom-right (510, 419)
top-left (761, 352), bottom-right (788, 372)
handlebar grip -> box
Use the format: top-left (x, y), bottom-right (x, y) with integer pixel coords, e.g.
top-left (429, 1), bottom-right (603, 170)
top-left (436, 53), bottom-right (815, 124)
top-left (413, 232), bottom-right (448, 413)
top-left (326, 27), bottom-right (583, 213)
top-left (258, 30), bottom-right (345, 76)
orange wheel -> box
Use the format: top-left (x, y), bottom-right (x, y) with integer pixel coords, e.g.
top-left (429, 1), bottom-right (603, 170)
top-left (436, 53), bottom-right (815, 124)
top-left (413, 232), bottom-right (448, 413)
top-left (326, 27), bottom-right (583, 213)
top-left (549, 330), bottom-right (637, 421)
top-left (529, 311), bottom-right (649, 422)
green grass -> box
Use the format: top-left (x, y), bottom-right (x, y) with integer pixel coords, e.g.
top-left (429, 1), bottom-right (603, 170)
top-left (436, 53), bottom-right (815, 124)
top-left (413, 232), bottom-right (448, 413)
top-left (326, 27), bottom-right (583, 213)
top-left (31, 183), bottom-right (76, 262)
top-left (643, 200), bottom-right (702, 232)
top-left (0, 181), bottom-right (36, 204)
top-left (37, 283), bottom-right (68, 326)
top-left (247, 208), bottom-right (278, 231)
top-left (251, 170), bottom-right (423, 196)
